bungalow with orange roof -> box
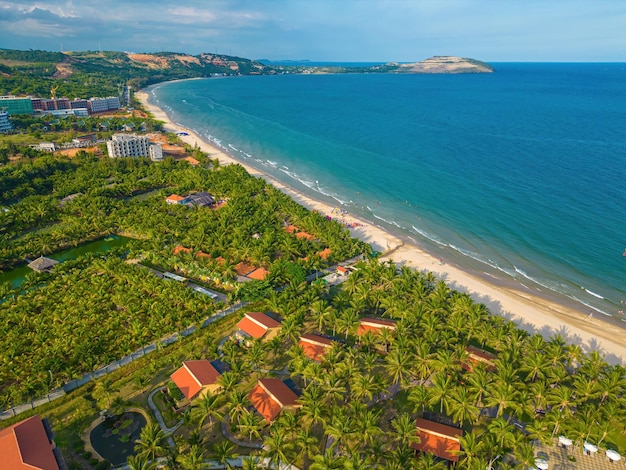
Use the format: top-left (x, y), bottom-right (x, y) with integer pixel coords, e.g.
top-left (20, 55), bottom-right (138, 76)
top-left (248, 378), bottom-right (301, 423)
top-left (0, 414), bottom-right (64, 470)
top-left (284, 225), bottom-right (315, 241)
top-left (170, 359), bottom-right (227, 401)
top-left (236, 312), bottom-right (281, 342)
top-left (462, 345), bottom-right (497, 372)
top-left (234, 262), bottom-right (256, 279)
top-left (357, 317), bottom-right (397, 336)
top-left (299, 333), bottom-right (334, 361)
top-left (183, 156), bottom-right (200, 166)
top-left (247, 267), bottom-right (269, 281)
top-left (411, 418), bottom-right (463, 463)
top-left (166, 194), bottom-right (188, 205)
top-left (173, 245), bottom-right (192, 255)
top-left (318, 248), bottom-right (332, 260)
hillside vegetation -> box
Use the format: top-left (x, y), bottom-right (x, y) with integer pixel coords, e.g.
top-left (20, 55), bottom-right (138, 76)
top-left (0, 49), bottom-right (277, 98)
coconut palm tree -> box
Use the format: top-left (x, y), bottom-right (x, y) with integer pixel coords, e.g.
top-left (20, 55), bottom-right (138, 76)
top-left (191, 391), bottom-right (224, 431)
top-left (126, 455), bottom-right (158, 470)
top-left (134, 423), bottom-right (167, 462)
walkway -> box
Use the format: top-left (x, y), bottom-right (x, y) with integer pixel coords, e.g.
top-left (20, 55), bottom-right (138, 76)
top-left (220, 415), bottom-right (263, 449)
top-left (147, 387), bottom-right (182, 448)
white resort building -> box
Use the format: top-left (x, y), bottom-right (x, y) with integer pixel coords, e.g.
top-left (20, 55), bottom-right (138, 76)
top-left (106, 134), bottom-right (162, 159)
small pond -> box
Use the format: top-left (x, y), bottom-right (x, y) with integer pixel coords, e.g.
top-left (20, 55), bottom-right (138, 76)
top-left (0, 235), bottom-right (132, 289)
top-left (89, 411), bottom-right (147, 466)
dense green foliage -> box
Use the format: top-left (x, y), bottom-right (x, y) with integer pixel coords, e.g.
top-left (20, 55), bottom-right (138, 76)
top-left (0, 48), bottom-right (277, 99)
top-left (0, 150), bottom-right (367, 404)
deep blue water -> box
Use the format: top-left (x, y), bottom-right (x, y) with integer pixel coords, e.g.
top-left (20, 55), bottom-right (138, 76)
top-left (149, 63), bottom-right (626, 319)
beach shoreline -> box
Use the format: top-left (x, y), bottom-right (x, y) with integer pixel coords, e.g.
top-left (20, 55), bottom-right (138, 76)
top-left (136, 87), bottom-right (626, 366)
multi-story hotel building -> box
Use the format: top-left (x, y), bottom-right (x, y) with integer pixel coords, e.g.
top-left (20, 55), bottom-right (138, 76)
top-left (0, 111), bottom-right (12, 133)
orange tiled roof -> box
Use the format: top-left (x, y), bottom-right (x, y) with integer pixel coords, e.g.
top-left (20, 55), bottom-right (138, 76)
top-left (337, 266), bottom-right (349, 274)
top-left (195, 251), bottom-right (212, 260)
top-left (248, 378), bottom-right (300, 423)
top-left (167, 194), bottom-right (186, 202)
top-left (295, 231), bottom-right (315, 240)
top-left (0, 415), bottom-right (60, 470)
top-left (318, 248), bottom-right (332, 259)
top-left (173, 245), bottom-right (192, 255)
top-left (237, 312), bottom-right (281, 338)
top-left (299, 334), bottom-right (333, 361)
top-left (184, 156), bottom-right (200, 166)
top-left (357, 317), bottom-right (397, 336)
top-left (247, 267), bottom-right (269, 281)
top-left (234, 262), bottom-right (256, 277)
top-left (284, 225), bottom-right (298, 233)
top-left (170, 360), bottom-right (221, 400)
top-left (412, 418), bottom-right (463, 462)
top-left (463, 346), bottom-right (497, 372)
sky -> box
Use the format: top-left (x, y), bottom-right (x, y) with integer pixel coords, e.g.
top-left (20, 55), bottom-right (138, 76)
top-left (1, 0), bottom-right (625, 62)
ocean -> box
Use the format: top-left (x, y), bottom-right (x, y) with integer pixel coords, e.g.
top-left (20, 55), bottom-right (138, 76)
top-left (148, 63), bottom-right (626, 321)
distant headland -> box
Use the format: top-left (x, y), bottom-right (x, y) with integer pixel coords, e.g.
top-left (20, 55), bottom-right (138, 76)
top-left (382, 56), bottom-right (494, 74)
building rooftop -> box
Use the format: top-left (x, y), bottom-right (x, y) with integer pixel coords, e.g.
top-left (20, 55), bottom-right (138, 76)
top-left (0, 415), bottom-right (60, 469)
top-left (299, 334), bottom-right (334, 361)
top-left (27, 256), bottom-right (59, 272)
top-left (357, 317), bottom-right (397, 335)
top-left (247, 267), bottom-right (269, 281)
top-left (248, 378), bottom-right (301, 422)
top-left (170, 360), bottom-right (222, 400)
top-left (412, 418), bottom-right (463, 462)
top-left (236, 312), bottom-right (281, 339)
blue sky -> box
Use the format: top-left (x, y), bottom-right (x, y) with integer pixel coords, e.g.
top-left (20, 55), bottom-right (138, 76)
top-left (1, 0), bottom-right (624, 62)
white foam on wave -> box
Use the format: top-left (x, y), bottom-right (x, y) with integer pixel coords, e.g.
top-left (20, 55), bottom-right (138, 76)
top-left (411, 225), bottom-right (447, 247)
top-left (373, 213), bottom-right (394, 225)
top-left (572, 297), bottom-right (612, 316)
top-left (266, 160), bottom-right (278, 167)
top-left (228, 144), bottom-right (239, 152)
top-left (584, 288), bottom-right (604, 299)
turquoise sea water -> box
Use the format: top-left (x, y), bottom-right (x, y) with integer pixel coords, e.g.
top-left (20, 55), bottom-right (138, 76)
top-left (148, 64), bottom-right (626, 321)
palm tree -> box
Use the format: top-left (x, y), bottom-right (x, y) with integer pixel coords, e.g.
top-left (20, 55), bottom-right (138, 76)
top-left (237, 409), bottom-right (264, 442)
top-left (457, 431), bottom-right (485, 469)
top-left (448, 386), bottom-right (480, 427)
top-left (392, 413), bottom-right (420, 447)
top-left (191, 391), bottom-right (224, 431)
top-left (177, 444), bottom-right (206, 470)
top-left (126, 455), bottom-right (157, 470)
top-left (214, 440), bottom-right (234, 468)
top-left (134, 422), bottom-right (167, 462)
top-left (263, 428), bottom-right (295, 468)
top-left (309, 449), bottom-right (343, 470)
top-left (295, 428), bottom-right (319, 468)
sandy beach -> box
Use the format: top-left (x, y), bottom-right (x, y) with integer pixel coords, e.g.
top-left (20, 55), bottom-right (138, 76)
top-left (136, 89), bottom-right (626, 366)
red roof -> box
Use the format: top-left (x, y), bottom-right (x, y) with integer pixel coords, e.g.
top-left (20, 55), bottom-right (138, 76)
top-left (357, 318), bottom-right (397, 336)
top-left (248, 379), bottom-right (300, 422)
top-left (234, 262), bottom-right (256, 277)
top-left (299, 334), bottom-right (333, 361)
top-left (463, 346), bottom-right (497, 372)
top-left (184, 156), bottom-right (200, 166)
top-left (167, 194), bottom-right (186, 202)
top-left (337, 266), bottom-right (349, 274)
top-left (247, 267), bottom-right (269, 280)
top-left (318, 248), bottom-right (332, 259)
top-left (412, 418), bottom-right (463, 462)
top-left (195, 251), bottom-right (212, 260)
top-left (237, 312), bottom-right (280, 338)
top-left (173, 245), bottom-right (192, 255)
top-left (0, 415), bottom-right (59, 470)
top-left (170, 360), bottom-right (221, 400)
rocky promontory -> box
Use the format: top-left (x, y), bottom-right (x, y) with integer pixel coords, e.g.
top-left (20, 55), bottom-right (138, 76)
top-left (382, 56), bottom-right (494, 74)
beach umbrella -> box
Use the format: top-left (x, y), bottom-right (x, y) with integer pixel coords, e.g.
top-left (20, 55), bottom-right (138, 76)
top-left (534, 458), bottom-right (549, 470)
top-left (606, 449), bottom-right (621, 462)
top-left (583, 442), bottom-right (598, 455)
top-left (558, 435), bottom-right (572, 447)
